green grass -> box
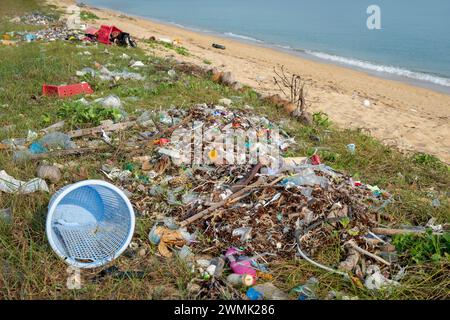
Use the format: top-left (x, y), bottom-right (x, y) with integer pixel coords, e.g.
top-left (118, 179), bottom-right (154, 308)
top-left (0, 2), bottom-right (449, 300)
top-left (80, 11), bottom-right (100, 21)
top-left (145, 39), bottom-right (190, 57)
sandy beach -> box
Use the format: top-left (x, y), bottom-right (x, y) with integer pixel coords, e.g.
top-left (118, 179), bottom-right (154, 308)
top-left (49, 0), bottom-right (450, 163)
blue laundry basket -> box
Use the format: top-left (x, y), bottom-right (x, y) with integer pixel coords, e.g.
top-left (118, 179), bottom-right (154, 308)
top-left (46, 180), bottom-right (135, 268)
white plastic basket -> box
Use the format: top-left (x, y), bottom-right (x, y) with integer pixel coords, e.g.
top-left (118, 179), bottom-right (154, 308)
top-left (46, 180), bottom-right (135, 268)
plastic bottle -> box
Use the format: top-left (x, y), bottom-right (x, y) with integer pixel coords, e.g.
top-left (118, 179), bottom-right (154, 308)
top-left (246, 283), bottom-right (288, 300)
top-left (294, 277), bottom-right (319, 300)
top-left (227, 273), bottom-right (255, 287)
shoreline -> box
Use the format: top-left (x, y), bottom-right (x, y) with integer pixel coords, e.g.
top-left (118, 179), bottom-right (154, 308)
top-left (48, 0), bottom-right (450, 163)
top-left (124, 13), bottom-right (450, 95)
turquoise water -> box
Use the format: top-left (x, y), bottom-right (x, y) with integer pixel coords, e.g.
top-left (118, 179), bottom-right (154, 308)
top-left (83, 0), bottom-right (450, 91)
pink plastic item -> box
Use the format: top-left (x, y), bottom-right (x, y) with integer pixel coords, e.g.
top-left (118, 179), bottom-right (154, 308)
top-left (310, 154), bottom-right (321, 165)
top-left (97, 25), bottom-right (122, 45)
top-left (225, 247), bottom-right (257, 277)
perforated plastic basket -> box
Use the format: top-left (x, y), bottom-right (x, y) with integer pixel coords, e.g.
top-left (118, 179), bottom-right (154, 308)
top-left (46, 180), bottom-right (135, 268)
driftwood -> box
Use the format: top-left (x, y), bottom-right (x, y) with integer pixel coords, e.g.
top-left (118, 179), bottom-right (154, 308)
top-left (371, 227), bottom-right (437, 236)
top-left (345, 239), bottom-right (391, 266)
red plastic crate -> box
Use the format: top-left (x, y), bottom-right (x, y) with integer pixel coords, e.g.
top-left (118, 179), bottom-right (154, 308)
top-left (85, 26), bottom-right (99, 36)
top-left (97, 25), bottom-right (122, 45)
top-left (42, 82), bottom-right (94, 97)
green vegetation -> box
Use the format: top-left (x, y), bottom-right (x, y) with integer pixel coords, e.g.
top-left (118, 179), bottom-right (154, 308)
top-left (145, 39), bottom-right (190, 56)
top-left (56, 101), bottom-right (122, 126)
top-left (0, 1), bottom-right (448, 300)
top-left (393, 231), bottom-right (450, 264)
top-left (80, 10), bottom-right (99, 21)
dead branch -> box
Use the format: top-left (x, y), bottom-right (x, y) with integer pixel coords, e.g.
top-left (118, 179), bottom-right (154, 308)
top-left (273, 65), bottom-right (308, 116)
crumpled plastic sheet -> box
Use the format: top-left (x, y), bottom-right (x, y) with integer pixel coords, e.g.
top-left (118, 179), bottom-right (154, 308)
top-left (76, 65), bottom-right (145, 81)
top-left (0, 170), bottom-right (49, 194)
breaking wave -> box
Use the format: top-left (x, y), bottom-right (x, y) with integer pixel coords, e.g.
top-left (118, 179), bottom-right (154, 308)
top-left (224, 32), bottom-right (263, 43)
top-left (304, 50), bottom-right (450, 87)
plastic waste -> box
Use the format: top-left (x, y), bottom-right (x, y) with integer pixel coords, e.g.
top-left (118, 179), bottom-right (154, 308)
top-left (281, 168), bottom-right (329, 188)
top-left (76, 67), bottom-right (96, 77)
top-left (130, 60), bottom-right (145, 68)
top-left (29, 142), bottom-right (48, 154)
top-left (35, 132), bottom-right (76, 151)
top-left (232, 227), bottom-right (253, 241)
top-left (310, 154), bottom-right (321, 165)
top-left (431, 199), bottom-right (440, 208)
top-left (0, 207), bottom-right (12, 223)
top-left (210, 256), bottom-right (225, 277)
top-left (101, 167), bottom-right (132, 181)
top-left (0, 170), bottom-right (49, 194)
top-left (225, 247), bottom-right (257, 277)
top-left (137, 111), bottom-right (156, 127)
top-left (346, 144), bottom-right (356, 154)
top-left (212, 43), bottom-right (226, 50)
top-left (167, 69), bottom-right (176, 78)
top-left (37, 165), bottom-right (62, 183)
top-left (227, 273), bottom-right (255, 287)
top-left (246, 283), bottom-right (288, 300)
top-left (178, 245), bottom-right (193, 260)
top-left (47, 180), bottom-right (135, 268)
top-left (293, 277), bottom-right (319, 300)
top-left (364, 265), bottom-right (400, 290)
top-left (96, 95), bottom-right (122, 109)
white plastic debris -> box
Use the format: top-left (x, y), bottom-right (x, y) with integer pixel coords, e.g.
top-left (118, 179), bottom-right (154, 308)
top-left (0, 207), bottom-right (12, 223)
top-left (27, 130), bottom-right (38, 141)
top-left (167, 69), bottom-right (176, 78)
top-left (0, 170), bottom-right (49, 194)
top-left (363, 99), bottom-right (371, 107)
top-left (232, 227), bottom-right (253, 241)
top-left (101, 129), bottom-right (112, 143)
top-left (97, 95), bottom-right (122, 109)
top-left (130, 61), bottom-right (145, 68)
top-left (364, 265), bottom-right (400, 290)
top-left (101, 167), bottom-right (132, 181)
top-left (218, 98), bottom-right (232, 106)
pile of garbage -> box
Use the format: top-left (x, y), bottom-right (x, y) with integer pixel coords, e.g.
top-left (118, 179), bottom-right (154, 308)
top-left (10, 12), bottom-right (55, 25)
top-left (1, 24), bottom-right (86, 44)
top-left (88, 103), bottom-right (411, 296)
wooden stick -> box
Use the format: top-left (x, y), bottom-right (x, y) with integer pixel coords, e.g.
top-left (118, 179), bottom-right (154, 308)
top-left (180, 178), bottom-right (265, 227)
top-left (345, 239), bottom-right (391, 266)
top-left (371, 227), bottom-right (429, 236)
top-left (230, 162), bottom-right (262, 193)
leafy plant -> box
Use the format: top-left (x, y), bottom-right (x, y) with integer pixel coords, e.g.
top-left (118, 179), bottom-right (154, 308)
top-left (57, 101), bottom-right (122, 126)
top-left (313, 112), bottom-right (331, 128)
top-left (393, 230), bottom-right (450, 264)
top-left (80, 11), bottom-right (99, 21)
top-left (175, 46), bottom-right (189, 56)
